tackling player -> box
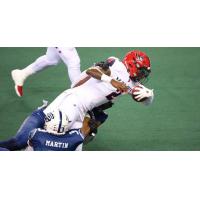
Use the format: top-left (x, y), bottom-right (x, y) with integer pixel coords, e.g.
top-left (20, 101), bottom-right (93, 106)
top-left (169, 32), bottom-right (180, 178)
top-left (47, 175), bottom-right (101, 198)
top-left (0, 50), bottom-right (154, 150)
top-left (11, 47), bottom-right (81, 97)
top-left (0, 110), bottom-right (100, 151)
top-left (0, 100), bottom-right (108, 151)
top-left (27, 110), bottom-right (101, 151)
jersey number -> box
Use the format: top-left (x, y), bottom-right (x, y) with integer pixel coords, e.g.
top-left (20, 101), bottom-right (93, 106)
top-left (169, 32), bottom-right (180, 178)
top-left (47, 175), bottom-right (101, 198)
top-left (106, 91), bottom-right (121, 101)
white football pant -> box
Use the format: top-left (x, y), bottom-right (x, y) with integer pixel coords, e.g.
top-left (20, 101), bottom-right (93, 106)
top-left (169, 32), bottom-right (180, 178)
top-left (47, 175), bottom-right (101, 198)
top-left (22, 47), bottom-right (81, 84)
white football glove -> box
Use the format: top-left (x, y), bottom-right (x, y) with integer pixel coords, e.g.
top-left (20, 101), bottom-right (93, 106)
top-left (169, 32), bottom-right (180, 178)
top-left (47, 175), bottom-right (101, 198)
top-left (133, 85), bottom-right (154, 101)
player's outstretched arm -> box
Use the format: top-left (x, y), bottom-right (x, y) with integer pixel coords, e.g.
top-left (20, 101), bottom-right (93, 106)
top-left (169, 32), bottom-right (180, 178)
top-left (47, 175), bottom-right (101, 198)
top-left (86, 67), bottom-right (128, 93)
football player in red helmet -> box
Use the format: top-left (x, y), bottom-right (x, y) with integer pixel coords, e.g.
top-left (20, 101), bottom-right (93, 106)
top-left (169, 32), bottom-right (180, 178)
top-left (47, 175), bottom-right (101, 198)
top-left (123, 50), bottom-right (151, 83)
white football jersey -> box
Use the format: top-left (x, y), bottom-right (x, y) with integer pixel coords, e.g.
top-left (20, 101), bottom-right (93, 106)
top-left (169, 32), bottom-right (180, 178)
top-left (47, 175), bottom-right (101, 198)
top-left (71, 57), bottom-right (135, 110)
top-left (44, 57), bottom-right (136, 128)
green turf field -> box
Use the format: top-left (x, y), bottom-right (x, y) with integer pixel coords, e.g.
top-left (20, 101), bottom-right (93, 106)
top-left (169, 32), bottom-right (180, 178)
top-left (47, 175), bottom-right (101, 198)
top-left (0, 47), bottom-right (200, 150)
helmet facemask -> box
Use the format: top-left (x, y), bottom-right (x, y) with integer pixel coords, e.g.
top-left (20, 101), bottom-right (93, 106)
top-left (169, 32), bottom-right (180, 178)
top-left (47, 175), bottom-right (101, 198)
top-left (130, 67), bottom-right (151, 83)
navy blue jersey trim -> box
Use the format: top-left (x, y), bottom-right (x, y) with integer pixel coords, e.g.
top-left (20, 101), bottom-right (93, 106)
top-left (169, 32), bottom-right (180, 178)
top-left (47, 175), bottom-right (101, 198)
top-left (58, 110), bottom-right (62, 133)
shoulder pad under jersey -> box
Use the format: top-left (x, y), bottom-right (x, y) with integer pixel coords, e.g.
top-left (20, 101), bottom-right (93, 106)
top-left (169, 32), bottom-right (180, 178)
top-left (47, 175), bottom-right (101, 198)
top-left (106, 57), bottom-right (119, 66)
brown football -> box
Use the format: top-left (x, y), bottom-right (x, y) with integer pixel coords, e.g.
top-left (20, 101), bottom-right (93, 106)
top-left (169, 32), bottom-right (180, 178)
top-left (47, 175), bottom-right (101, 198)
top-left (132, 86), bottom-right (148, 102)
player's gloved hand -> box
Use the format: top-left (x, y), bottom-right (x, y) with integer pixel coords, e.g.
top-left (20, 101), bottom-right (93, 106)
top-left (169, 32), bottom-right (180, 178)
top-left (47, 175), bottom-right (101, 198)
top-left (111, 79), bottom-right (128, 93)
top-left (133, 85), bottom-right (154, 101)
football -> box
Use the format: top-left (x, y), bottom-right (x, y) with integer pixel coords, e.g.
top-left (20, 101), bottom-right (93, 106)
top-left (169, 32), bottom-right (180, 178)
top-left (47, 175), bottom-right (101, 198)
top-left (132, 86), bottom-right (148, 102)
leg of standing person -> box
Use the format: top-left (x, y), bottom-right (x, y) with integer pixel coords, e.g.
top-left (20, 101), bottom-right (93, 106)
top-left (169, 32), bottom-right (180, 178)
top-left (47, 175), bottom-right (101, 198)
top-left (11, 47), bottom-right (62, 96)
top-left (55, 47), bottom-right (81, 84)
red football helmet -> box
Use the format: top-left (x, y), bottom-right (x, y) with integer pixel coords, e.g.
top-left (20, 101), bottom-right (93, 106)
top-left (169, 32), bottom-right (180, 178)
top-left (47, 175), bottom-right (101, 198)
top-left (123, 50), bottom-right (151, 82)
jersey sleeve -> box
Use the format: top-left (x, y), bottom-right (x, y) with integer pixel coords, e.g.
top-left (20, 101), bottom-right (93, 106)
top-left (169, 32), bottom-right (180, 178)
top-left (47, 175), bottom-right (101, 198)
top-left (106, 57), bottom-right (118, 67)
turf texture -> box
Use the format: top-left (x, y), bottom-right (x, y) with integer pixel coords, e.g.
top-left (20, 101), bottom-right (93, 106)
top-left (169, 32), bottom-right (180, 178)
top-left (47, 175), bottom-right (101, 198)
top-left (0, 47), bottom-right (200, 150)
